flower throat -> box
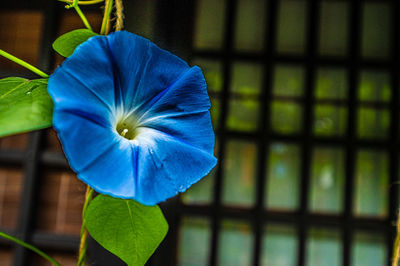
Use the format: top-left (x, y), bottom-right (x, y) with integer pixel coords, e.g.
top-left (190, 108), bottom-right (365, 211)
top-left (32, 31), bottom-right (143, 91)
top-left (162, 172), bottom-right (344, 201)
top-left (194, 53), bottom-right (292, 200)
top-left (116, 118), bottom-right (137, 140)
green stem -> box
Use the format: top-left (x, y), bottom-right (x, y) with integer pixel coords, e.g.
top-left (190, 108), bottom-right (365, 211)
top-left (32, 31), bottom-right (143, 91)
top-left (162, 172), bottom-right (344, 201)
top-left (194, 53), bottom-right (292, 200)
top-left (100, 0), bottom-right (114, 35)
top-left (59, 0), bottom-right (104, 5)
top-left (74, 5), bottom-right (93, 31)
top-left (0, 49), bottom-right (48, 78)
top-left (66, 0), bottom-right (93, 31)
top-left (0, 232), bottom-right (60, 266)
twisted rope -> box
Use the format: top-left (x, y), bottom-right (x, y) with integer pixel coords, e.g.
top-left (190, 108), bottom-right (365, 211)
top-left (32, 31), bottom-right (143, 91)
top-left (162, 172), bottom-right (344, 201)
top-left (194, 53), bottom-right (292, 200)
top-left (115, 0), bottom-right (124, 31)
top-left (393, 209), bottom-right (400, 266)
top-left (392, 211), bottom-right (400, 266)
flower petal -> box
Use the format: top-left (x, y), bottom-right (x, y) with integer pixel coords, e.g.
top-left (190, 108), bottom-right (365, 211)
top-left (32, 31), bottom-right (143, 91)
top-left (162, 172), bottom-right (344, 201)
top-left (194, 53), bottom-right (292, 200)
top-left (49, 35), bottom-right (116, 115)
top-left (53, 110), bottom-right (116, 172)
top-left (134, 128), bottom-right (217, 205)
top-left (78, 139), bottom-right (136, 198)
top-left (141, 111), bottom-right (215, 154)
top-left (137, 66), bottom-right (211, 121)
top-left (54, 109), bottom-right (137, 198)
top-left (106, 31), bottom-right (190, 112)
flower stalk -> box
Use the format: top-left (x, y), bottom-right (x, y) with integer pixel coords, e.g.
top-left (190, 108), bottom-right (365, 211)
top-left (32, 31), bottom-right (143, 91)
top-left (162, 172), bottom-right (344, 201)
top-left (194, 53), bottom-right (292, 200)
top-left (65, 0), bottom-right (93, 31)
top-left (59, 0), bottom-right (104, 5)
top-left (100, 0), bottom-right (114, 35)
top-left (77, 186), bottom-right (94, 266)
top-left (0, 49), bottom-right (48, 78)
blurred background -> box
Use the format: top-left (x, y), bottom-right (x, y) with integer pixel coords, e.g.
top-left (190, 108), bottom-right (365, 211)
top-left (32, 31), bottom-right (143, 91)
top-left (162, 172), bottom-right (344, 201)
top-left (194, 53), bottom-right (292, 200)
top-left (0, 0), bottom-right (398, 265)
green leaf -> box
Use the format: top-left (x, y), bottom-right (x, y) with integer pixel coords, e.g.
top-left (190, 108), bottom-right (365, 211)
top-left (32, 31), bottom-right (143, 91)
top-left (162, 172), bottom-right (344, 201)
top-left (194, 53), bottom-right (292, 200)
top-left (0, 77), bottom-right (53, 137)
top-left (85, 195), bottom-right (169, 266)
top-left (52, 29), bottom-right (97, 57)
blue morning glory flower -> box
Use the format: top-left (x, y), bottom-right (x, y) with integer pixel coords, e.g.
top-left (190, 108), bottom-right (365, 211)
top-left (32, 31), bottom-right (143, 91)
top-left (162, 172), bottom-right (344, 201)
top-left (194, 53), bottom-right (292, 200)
top-left (48, 31), bottom-right (217, 205)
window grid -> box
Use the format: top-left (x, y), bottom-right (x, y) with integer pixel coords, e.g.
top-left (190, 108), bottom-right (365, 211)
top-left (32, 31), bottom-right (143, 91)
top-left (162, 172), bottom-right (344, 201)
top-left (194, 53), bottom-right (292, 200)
top-left (179, 0), bottom-right (400, 266)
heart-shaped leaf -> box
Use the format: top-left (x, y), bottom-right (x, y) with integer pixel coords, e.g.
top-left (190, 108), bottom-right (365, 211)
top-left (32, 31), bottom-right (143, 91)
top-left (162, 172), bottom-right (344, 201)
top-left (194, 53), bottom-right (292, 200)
top-left (0, 77), bottom-right (53, 137)
top-left (53, 29), bottom-right (97, 57)
top-left (85, 195), bottom-right (168, 266)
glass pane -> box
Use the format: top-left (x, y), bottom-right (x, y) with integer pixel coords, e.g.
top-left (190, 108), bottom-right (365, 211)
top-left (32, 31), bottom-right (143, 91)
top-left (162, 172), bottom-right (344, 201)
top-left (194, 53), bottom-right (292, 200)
top-left (219, 220), bottom-right (253, 266)
top-left (191, 58), bottom-right (223, 126)
top-left (0, 168), bottom-right (23, 229)
top-left (231, 62), bottom-right (263, 95)
top-left (210, 97), bottom-right (221, 127)
top-left (357, 108), bottom-right (389, 139)
top-left (36, 171), bottom-right (86, 235)
top-left (178, 217), bottom-right (211, 266)
top-left (314, 105), bottom-right (347, 136)
top-left (352, 232), bottom-right (387, 266)
top-left (194, 0), bottom-right (226, 49)
top-left (192, 58), bottom-right (223, 93)
top-left (273, 65), bottom-right (305, 97)
top-left (319, 1), bottom-right (349, 56)
top-left (306, 229), bottom-right (341, 266)
top-left (361, 3), bottom-right (391, 59)
top-left (261, 224), bottom-right (297, 266)
top-left (310, 148), bottom-right (345, 213)
top-left (358, 71), bottom-right (391, 102)
top-left (222, 140), bottom-right (256, 207)
top-left (315, 68), bottom-right (348, 100)
top-left (227, 98), bottom-right (259, 131)
top-left (277, 0), bottom-right (307, 54)
top-left (266, 143), bottom-right (300, 210)
top-left (182, 139), bottom-right (218, 205)
top-left (228, 62), bottom-right (263, 131)
top-left (0, 11), bottom-right (43, 71)
top-left (354, 150), bottom-right (388, 217)
top-left (271, 101), bottom-right (303, 134)
top-left (234, 0), bottom-right (266, 51)
top-left (182, 169), bottom-right (215, 206)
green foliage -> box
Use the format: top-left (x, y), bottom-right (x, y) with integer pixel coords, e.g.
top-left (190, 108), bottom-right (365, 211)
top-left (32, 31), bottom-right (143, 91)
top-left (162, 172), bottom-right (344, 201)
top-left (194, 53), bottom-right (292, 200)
top-left (52, 29), bottom-right (97, 57)
top-left (0, 77), bottom-right (53, 137)
top-left (85, 195), bottom-right (169, 266)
